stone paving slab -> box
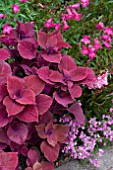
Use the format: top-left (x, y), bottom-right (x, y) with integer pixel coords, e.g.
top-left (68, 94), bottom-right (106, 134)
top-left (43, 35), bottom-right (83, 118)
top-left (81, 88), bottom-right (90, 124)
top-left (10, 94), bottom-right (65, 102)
top-left (55, 147), bottom-right (113, 170)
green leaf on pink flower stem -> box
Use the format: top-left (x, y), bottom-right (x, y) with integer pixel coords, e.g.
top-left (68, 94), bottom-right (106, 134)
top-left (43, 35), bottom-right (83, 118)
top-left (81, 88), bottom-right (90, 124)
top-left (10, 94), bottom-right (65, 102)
top-left (7, 121), bottom-right (28, 145)
top-left (41, 141), bottom-right (60, 162)
top-left (68, 103), bottom-right (85, 125)
top-left (0, 151), bottom-right (18, 170)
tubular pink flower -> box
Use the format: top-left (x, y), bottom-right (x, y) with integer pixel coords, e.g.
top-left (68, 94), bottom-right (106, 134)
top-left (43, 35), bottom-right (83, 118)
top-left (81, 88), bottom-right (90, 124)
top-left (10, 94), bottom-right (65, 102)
top-left (69, 3), bottom-right (80, 9)
top-left (12, 4), bottom-right (20, 13)
top-left (44, 18), bottom-right (53, 29)
top-left (62, 17), bottom-right (70, 30)
top-left (71, 9), bottom-right (82, 21)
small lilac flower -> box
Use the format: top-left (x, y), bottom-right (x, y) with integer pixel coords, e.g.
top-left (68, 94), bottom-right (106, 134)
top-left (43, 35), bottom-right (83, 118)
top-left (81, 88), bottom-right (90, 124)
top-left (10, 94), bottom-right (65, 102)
top-left (96, 22), bottom-right (104, 30)
top-left (12, 4), bottom-right (20, 13)
top-left (3, 24), bottom-right (13, 34)
top-left (0, 13), bottom-right (5, 18)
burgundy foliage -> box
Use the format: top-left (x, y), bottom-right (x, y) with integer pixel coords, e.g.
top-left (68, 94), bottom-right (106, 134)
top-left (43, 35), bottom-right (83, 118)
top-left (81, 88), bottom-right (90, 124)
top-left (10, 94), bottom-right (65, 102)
top-left (0, 21), bottom-right (96, 169)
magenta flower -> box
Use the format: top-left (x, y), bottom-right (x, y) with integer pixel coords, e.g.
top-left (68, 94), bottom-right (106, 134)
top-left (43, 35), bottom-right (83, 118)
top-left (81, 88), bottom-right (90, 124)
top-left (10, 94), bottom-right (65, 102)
top-left (0, 13), bottom-right (5, 18)
top-left (69, 3), bottom-right (80, 9)
top-left (44, 18), bottom-right (53, 29)
top-left (81, 35), bottom-right (90, 44)
top-left (20, 0), bottom-right (28, 2)
top-left (62, 17), bottom-right (70, 30)
top-left (103, 27), bottom-right (113, 36)
top-left (81, 0), bottom-right (90, 8)
top-left (12, 4), bottom-right (20, 13)
top-left (3, 24), bottom-right (13, 34)
top-left (96, 22), bottom-right (104, 30)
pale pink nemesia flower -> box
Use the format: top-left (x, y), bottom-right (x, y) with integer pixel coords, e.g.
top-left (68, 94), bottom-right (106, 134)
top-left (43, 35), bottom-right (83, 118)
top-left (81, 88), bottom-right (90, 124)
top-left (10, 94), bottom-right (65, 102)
top-left (0, 13), bottom-right (5, 18)
top-left (12, 4), bottom-right (20, 13)
top-left (3, 24), bottom-right (13, 34)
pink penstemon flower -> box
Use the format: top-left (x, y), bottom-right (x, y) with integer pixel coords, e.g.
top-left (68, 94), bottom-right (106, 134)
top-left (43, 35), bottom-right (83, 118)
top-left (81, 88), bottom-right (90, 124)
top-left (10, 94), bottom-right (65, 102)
top-left (44, 18), bottom-right (53, 29)
top-left (3, 24), bottom-right (13, 34)
top-left (62, 16), bottom-right (70, 30)
top-left (12, 4), bottom-right (20, 13)
top-left (103, 27), bottom-right (113, 36)
top-left (69, 3), bottom-right (80, 9)
top-left (93, 38), bottom-right (102, 50)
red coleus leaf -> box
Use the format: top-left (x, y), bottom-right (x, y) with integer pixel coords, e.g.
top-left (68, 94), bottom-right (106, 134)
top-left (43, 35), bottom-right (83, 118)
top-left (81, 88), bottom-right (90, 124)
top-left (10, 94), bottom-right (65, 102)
top-left (81, 67), bottom-right (96, 84)
top-left (53, 91), bottom-right (73, 107)
top-left (36, 94), bottom-right (53, 115)
top-left (24, 75), bottom-right (45, 95)
top-left (70, 66), bottom-right (87, 81)
top-left (0, 129), bottom-right (10, 145)
top-left (49, 70), bottom-right (63, 83)
top-left (0, 48), bottom-right (10, 60)
top-left (0, 103), bottom-right (9, 128)
top-left (27, 147), bottom-right (40, 167)
top-left (37, 32), bottom-right (47, 50)
top-left (37, 67), bottom-right (54, 84)
top-left (18, 40), bottom-right (37, 60)
top-left (33, 161), bottom-right (54, 170)
top-left (69, 84), bottom-right (82, 99)
top-left (7, 76), bottom-right (25, 99)
top-left (46, 34), bottom-right (57, 50)
top-left (39, 111), bottom-right (52, 124)
top-left (45, 121), bottom-right (58, 147)
top-left (7, 121), bottom-right (28, 145)
top-left (16, 89), bottom-right (36, 105)
top-left (0, 84), bottom-right (8, 102)
top-left (0, 61), bottom-right (12, 84)
top-left (17, 21), bottom-right (35, 39)
top-left (35, 123), bottom-right (46, 139)
top-left (17, 105), bottom-right (39, 123)
top-left (58, 54), bottom-right (77, 71)
top-left (40, 141), bottom-right (60, 162)
top-left (0, 151), bottom-right (18, 170)
top-left (54, 124), bottom-right (69, 142)
top-left (3, 96), bottom-right (25, 116)
top-left (41, 52), bottom-right (61, 63)
top-left (68, 103), bottom-right (85, 124)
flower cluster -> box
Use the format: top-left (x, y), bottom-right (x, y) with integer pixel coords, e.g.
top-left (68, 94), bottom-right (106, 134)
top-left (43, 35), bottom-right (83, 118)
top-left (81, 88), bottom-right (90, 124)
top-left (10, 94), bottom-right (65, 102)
top-left (44, 0), bottom-right (90, 31)
top-left (60, 106), bottom-right (113, 167)
top-left (80, 22), bottom-right (113, 60)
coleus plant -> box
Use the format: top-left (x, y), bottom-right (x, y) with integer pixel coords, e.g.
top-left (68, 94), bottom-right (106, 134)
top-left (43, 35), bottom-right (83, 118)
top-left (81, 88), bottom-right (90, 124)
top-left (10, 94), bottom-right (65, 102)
top-left (0, 21), bottom-right (96, 169)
